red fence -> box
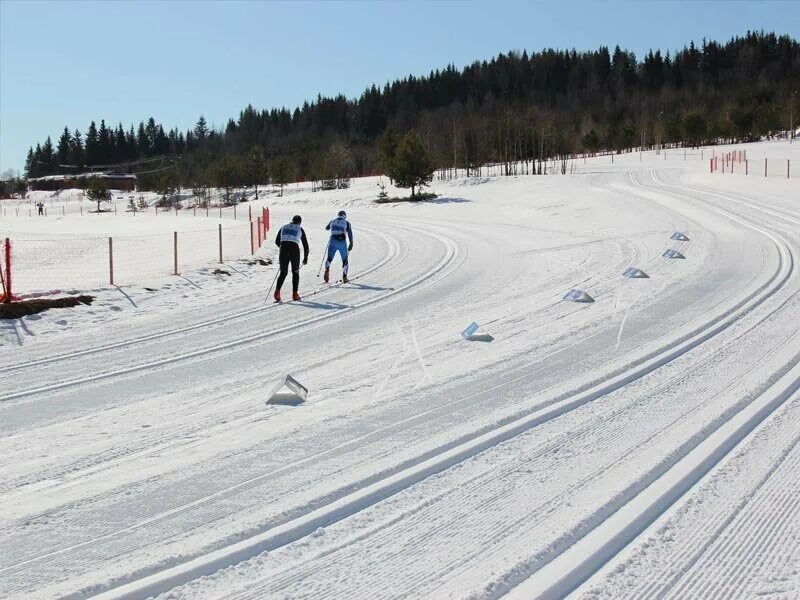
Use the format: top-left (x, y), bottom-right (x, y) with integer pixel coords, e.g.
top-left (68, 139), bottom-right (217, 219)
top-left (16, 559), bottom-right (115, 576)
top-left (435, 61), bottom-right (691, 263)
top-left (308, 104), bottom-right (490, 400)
top-left (710, 150), bottom-right (796, 178)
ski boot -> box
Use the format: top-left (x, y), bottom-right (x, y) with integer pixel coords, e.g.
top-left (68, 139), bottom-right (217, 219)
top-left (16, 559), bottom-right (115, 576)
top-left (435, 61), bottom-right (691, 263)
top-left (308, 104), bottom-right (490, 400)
top-left (273, 290), bottom-right (281, 302)
top-left (323, 268), bottom-right (330, 283)
top-left (292, 291), bottom-right (301, 302)
top-left (342, 274), bottom-right (349, 284)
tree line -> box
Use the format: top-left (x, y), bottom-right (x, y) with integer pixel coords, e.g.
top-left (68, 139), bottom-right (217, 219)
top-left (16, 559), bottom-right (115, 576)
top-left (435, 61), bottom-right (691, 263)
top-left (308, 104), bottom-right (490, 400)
top-left (21, 30), bottom-right (800, 194)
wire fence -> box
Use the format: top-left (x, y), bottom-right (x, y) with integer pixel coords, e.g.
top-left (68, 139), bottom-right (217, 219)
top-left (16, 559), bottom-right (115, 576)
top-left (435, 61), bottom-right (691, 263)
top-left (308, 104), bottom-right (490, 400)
top-left (710, 154), bottom-right (798, 178)
top-left (2, 217), bottom-right (269, 298)
top-left (0, 196), bottom-right (264, 221)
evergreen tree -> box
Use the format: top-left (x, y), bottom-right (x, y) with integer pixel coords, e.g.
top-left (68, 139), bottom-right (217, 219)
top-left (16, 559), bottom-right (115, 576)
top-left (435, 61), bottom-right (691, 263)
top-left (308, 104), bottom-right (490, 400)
top-left (194, 115), bottom-right (209, 141)
top-left (98, 120), bottom-right (113, 164)
top-left (85, 177), bottom-right (111, 211)
top-left (57, 127), bottom-right (72, 166)
top-left (389, 130), bottom-right (435, 198)
top-left (136, 122), bottom-right (149, 157)
top-left (41, 136), bottom-right (57, 174)
top-left (85, 121), bottom-right (99, 166)
top-left (24, 147), bottom-right (34, 178)
top-left (70, 129), bottom-right (85, 168)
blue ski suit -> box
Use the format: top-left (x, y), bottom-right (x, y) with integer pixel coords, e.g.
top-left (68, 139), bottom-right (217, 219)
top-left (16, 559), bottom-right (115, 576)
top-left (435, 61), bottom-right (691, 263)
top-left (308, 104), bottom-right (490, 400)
top-left (325, 217), bottom-right (353, 275)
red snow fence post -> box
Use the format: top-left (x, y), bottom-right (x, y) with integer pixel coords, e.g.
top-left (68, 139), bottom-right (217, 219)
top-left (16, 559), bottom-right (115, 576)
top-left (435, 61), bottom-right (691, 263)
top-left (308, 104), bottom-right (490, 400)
top-left (263, 207), bottom-right (270, 232)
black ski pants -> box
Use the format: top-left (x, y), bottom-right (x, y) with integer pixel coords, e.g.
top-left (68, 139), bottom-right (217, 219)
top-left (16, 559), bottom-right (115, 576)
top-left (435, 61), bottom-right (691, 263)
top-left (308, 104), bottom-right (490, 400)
top-left (276, 242), bottom-right (301, 292)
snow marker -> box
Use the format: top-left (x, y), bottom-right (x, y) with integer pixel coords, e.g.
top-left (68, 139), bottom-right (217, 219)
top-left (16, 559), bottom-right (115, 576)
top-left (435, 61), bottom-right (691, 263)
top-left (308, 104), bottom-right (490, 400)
top-left (623, 267), bottom-right (649, 278)
top-left (563, 289), bottom-right (594, 303)
top-left (662, 249), bottom-right (686, 259)
top-left (267, 374), bottom-right (308, 405)
top-left (461, 322), bottom-right (480, 340)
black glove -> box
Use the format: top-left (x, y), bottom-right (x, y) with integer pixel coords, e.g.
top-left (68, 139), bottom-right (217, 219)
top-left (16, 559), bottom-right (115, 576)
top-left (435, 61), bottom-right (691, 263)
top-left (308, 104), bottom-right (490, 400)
top-left (348, 243), bottom-right (353, 251)
top-left (303, 256), bottom-right (308, 265)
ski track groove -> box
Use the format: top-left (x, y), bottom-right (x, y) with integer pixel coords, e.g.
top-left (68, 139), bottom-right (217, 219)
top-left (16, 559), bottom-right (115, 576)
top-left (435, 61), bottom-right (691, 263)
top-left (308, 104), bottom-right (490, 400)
top-left (0, 222), bottom-right (459, 405)
top-left (249, 311), bottom-right (800, 600)
top-left (5, 167), bottom-right (799, 600)
top-left (70, 172), bottom-right (797, 600)
top-left (0, 224), bottom-right (397, 374)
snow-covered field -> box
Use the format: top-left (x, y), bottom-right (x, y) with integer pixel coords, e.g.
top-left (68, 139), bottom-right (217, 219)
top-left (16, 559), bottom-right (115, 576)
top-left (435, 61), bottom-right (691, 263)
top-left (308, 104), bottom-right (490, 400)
top-left (1, 141), bottom-right (799, 600)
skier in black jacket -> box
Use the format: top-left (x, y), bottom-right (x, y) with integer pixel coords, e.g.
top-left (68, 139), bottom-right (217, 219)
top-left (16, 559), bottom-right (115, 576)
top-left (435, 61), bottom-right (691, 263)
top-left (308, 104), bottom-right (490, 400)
top-left (274, 215), bottom-right (309, 302)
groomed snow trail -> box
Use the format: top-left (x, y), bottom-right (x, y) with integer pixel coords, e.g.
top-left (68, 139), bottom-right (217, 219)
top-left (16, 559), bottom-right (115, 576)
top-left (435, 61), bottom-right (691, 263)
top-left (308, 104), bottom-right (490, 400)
top-left (1, 145), bottom-right (798, 600)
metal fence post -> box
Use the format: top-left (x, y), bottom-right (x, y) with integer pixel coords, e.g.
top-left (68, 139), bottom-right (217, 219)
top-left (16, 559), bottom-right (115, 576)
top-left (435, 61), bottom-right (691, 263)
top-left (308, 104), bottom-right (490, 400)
top-left (173, 231), bottom-right (178, 275)
top-left (218, 223), bottom-right (223, 263)
top-left (109, 237), bottom-right (114, 285)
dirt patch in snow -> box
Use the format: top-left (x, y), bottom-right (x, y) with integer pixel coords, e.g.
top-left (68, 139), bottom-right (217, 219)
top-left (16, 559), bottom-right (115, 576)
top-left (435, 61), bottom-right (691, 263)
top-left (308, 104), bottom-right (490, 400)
top-left (0, 295), bottom-right (95, 319)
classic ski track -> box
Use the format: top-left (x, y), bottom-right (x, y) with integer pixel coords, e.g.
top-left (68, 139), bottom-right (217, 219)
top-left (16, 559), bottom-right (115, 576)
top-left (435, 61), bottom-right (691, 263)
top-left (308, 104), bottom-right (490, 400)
top-left (0, 218), bottom-right (628, 502)
top-left (72, 174), bottom-right (795, 600)
top-left (0, 223), bottom-right (398, 375)
top-left (508, 173), bottom-right (800, 599)
top-left (247, 341), bottom-right (795, 599)
top-left (211, 182), bottom-right (794, 599)
top-left (0, 225), bottom-right (631, 545)
top-left (244, 249), bottom-right (800, 599)
top-left (623, 399), bottom-right (800, 600)
top-left (0, 222), bottom-right (460, 405)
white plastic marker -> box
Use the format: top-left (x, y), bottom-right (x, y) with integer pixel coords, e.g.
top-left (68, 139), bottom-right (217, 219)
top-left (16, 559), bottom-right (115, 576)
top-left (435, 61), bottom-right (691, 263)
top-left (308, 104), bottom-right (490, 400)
top-left (461, 322), bottom-right (480, 340)
top-left (563, 289), bottom-right (595, 303)
top-left (267, 374), bottom-right (308, 404)
top-left (623, 267), bottom-right (649, 278)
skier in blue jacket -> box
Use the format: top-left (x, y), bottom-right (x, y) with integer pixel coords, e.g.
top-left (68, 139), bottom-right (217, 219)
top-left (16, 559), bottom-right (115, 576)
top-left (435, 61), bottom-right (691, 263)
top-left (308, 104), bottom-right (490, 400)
top-left (324, 210), bottom-right (353, 284)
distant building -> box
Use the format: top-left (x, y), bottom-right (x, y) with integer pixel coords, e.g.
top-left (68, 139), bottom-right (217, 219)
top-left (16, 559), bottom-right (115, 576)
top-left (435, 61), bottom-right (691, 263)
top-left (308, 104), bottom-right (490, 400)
top-left (27, 172), bottom-right (137, 192)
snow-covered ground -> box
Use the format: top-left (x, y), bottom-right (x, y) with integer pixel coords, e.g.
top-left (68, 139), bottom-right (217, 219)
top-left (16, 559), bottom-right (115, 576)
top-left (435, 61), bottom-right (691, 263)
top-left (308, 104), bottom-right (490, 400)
top-left (1, 141), bottom-right (799, 600)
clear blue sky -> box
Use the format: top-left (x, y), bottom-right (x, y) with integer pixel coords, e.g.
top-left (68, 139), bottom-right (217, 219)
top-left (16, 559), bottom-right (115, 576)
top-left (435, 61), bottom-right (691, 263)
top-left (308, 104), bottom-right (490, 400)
top-left (1, 0), bottom-right (797, 174)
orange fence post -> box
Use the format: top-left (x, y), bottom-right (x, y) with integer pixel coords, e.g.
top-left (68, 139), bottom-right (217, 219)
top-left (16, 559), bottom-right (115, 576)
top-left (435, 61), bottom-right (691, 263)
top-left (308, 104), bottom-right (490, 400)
top-left (108, 237), bottom-right (114, 286)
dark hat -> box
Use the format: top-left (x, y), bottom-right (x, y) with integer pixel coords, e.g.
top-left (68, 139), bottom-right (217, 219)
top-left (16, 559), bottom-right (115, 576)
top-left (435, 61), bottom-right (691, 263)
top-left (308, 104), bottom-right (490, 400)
top-left (292, 215), bottom-right (302, 224)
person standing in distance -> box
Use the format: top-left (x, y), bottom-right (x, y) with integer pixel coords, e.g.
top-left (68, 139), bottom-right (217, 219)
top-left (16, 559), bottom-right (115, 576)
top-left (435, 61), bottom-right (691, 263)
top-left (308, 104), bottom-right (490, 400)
top-left (274, 215), bottom-right (309, 302)
top-left (323, 210), bottom-right (353, 284)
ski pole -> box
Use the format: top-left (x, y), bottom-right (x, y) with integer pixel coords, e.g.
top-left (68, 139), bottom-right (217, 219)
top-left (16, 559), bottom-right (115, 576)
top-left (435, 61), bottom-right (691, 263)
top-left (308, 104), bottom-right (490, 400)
top-left (317, 241), bottom-right (330, 277)
top-left (264, 269), bottom-right (280, 305)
